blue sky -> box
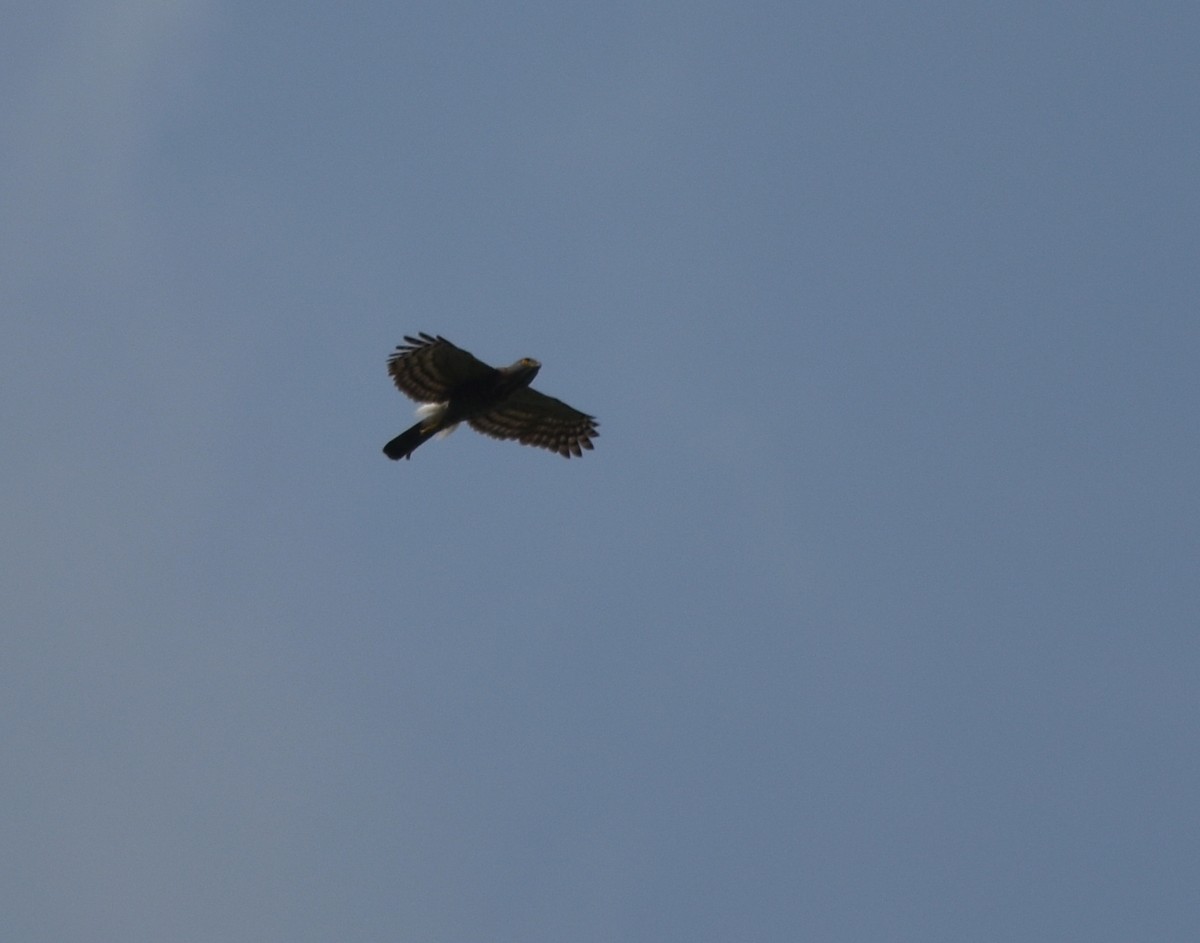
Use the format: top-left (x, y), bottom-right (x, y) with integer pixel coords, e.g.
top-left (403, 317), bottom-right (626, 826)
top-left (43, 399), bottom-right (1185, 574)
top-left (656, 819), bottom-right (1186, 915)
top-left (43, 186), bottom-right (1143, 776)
top-left (4, 2), bottom-right (1198, 940)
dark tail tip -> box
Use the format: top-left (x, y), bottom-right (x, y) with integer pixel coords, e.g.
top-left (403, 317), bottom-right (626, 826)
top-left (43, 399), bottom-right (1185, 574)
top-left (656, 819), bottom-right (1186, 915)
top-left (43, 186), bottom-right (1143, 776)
top-left (383, 422), bottom-right (432, 461)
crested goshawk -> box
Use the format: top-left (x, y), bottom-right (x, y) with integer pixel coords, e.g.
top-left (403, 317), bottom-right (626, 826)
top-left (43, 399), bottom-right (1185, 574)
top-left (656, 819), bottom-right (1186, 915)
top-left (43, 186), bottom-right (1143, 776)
top-left (382, 333), bottom-right (598, 461)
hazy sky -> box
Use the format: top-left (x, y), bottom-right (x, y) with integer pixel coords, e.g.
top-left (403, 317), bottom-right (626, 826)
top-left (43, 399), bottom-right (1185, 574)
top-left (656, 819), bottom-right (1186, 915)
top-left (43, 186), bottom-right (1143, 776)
top-left (4, 3), bottom-right (1198, 941)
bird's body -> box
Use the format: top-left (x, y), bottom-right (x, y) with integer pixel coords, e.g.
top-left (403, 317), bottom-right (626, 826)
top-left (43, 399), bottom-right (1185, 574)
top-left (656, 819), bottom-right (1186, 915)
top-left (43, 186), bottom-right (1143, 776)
top-left (383, 333), bottom-right (598, 461)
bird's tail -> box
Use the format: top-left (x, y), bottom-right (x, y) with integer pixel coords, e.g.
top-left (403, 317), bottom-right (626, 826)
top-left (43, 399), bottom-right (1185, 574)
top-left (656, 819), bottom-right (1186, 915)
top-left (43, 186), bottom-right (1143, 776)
top-left (382, 420), bottom-right (438, 461)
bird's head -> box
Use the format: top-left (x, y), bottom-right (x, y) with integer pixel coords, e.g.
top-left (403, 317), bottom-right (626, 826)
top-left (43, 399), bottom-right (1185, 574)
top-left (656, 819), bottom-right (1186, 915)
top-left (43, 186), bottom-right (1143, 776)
top-left (493, 357), bottom-right (541, 398)
top-left (509, 357), bottom-right (541, 383)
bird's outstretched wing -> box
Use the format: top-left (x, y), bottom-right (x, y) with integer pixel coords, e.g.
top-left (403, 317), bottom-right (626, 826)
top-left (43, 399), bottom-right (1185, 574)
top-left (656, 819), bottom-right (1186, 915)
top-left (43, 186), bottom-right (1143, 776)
top-left (387, 333), bottom-right (495, 403)
top-left (468, 387), bottom-right (599, 458)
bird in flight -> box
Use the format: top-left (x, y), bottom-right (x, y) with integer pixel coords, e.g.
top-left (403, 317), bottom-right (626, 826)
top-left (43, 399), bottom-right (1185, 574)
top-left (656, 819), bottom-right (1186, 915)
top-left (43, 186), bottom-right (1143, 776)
top-left (383, 333), bottom-right (599, 461)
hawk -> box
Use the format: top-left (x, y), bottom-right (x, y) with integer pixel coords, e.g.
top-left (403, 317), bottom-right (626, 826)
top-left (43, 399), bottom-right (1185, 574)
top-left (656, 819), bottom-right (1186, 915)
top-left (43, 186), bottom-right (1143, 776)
top-left (383, 333), bottom-right (599, 461)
